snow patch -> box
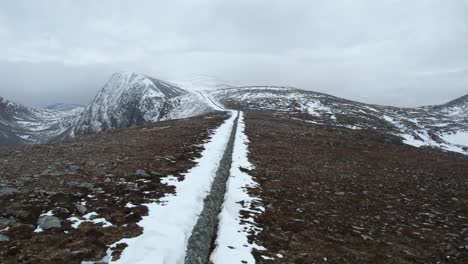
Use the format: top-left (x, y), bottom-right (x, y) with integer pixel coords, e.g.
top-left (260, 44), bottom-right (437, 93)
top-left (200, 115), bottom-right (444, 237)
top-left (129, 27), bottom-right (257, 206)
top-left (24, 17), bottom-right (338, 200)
top-left (67, 212), bottom-right (113, 229)
top-left (440, 131), bottom-right (468, 147)
top-left (304, 100), bottom-right (331, 116)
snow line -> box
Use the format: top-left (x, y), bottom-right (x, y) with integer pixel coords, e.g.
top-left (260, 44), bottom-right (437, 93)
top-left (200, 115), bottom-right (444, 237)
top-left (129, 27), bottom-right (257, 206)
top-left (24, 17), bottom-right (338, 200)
top-left (184, 111), bottom-right (239, 263)
top-left (88, 112), bottom-right (237, 264)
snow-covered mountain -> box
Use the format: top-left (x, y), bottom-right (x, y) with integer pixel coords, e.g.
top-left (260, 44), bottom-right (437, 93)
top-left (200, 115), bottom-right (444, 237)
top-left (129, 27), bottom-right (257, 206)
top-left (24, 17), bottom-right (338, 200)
top-left (68, 72), bottom-right (214, 136)
top-left (207, 86), bottom-right (468, 155)
top-left (0, 97), bottom-right (84, 145)
top-left (1, 72), bottom-right (216, 145)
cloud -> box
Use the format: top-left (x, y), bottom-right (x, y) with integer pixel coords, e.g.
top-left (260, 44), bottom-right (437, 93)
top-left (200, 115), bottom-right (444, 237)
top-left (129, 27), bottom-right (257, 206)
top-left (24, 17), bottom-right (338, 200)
top-left (0, 0), bottom-right (467, 107)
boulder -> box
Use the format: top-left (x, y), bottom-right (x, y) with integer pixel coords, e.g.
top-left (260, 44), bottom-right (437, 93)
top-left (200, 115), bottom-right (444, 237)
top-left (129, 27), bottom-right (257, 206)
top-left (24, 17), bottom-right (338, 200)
top-left (75, 204), bottom-right (87, 214)
top-left (0, 234), bottom-right (9, 242)
top-left (37, 216), bottom-right (62, 230)
top-left (0, 217), bottom-right (15, 229)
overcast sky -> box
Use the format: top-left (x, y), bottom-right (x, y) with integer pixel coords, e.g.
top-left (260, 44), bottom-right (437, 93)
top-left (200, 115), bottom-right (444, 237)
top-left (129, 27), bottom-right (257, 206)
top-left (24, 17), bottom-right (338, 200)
top-left (0, 0), bottom-right (467, 107)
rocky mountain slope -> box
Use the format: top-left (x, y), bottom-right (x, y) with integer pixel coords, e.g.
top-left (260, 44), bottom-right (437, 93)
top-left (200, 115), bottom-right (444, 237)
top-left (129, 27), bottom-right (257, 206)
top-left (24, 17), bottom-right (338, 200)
top-left (0, 72), bottom-right (215, 145)
top-left (0, 97), bottom-right (83, 145)
top-left (68, 72), bottom-right (213, 136)
top-left (207, 86), bottom-right (468, 155)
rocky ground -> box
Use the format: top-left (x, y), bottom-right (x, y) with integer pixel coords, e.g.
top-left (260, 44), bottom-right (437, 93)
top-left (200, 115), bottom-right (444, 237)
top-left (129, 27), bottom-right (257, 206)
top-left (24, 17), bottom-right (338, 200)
top-left (0, 113), bottom-right (227, 264)
top-left (244, 111), bottom-right (468, 264)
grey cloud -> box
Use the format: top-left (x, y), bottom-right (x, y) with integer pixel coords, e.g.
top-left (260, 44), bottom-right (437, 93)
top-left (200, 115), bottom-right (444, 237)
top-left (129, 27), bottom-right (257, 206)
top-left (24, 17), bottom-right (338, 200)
top-left (0, 0), bottom-right (467, 107)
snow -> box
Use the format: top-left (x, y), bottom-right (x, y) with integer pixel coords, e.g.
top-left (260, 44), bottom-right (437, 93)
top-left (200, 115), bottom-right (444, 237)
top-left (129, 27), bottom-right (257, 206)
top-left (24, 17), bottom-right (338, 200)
top-left (304, 120), bottom-right (324, 125)
top-left (401, 134), bottom-right (426, 148)
top-left (401, 131), bottom-right (435, 148)
top-left (160, 175), bottom-right (179, 185)
top-left (440, 131), bottom-right (468, 147)
top-left (72, 72), bottom-right (215, 136)
top-left (68, 212), bottom-right (113, 229)
top-left (33, 227), bottom-right (44, 233)
top-left (162, 92), bottom-right (215, 120)
top-left (211, 112), bottom-right (265, 264)
top-left (125, 202), bottom-right (137, 208)
top-left (382, 115), bottom-right (406, 130)
top-left (41, 210), bottom-right (54, 217)
top-left (365, 106), bottom-right (379, 112)
top-left (401, 131), bottom-right (468, 155)
top-left (144, 87), bottom-right (165, 98)
top-left (431, 123), bottom-right (449, 127)
top-left (197, 91), bottom-right (226, 111)
top-left (100, 111), bottom-right (237, 264)
top-left (342, 125), bottom-right (361, 130)
top-left (304, 100), bottom-right (331, 116)
top-left (18, 134), bottom-right (32, 140)
top-left (381, 115), bottom-right (467, 154)
top-left (1, 102), bottom-right (84, 144)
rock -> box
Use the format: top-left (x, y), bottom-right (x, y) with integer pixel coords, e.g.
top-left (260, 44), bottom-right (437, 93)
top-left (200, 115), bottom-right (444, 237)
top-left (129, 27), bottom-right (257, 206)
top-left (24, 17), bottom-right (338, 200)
top-left (0, 217), bottom-right (15, 229)
top-left (75, 204), bottom-right (87, 214)
top-left (0, 187), bottom-right (19, 197)
top-left (135, 169), bottom-right (150, 178)
top-left (52, 207), bottom-right (71, 217)
top-left (77, 182), bottom-right (94, 190)
top-left (69, 165), bottom-right (80, 171)
top-left (37, 216), bottom-right (62, 230)
top-left (335, 192), bottom-right (345, 196)
top-left (0, 234), bottom-right (9, 242)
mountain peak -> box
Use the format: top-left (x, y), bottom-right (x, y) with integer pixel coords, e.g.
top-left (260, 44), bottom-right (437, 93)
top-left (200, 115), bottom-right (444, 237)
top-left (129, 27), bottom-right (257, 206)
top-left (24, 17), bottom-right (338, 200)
top-left (71, 72), bottom-right (196, 135)
top-left (104, 72), bottom-right (186, 99)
